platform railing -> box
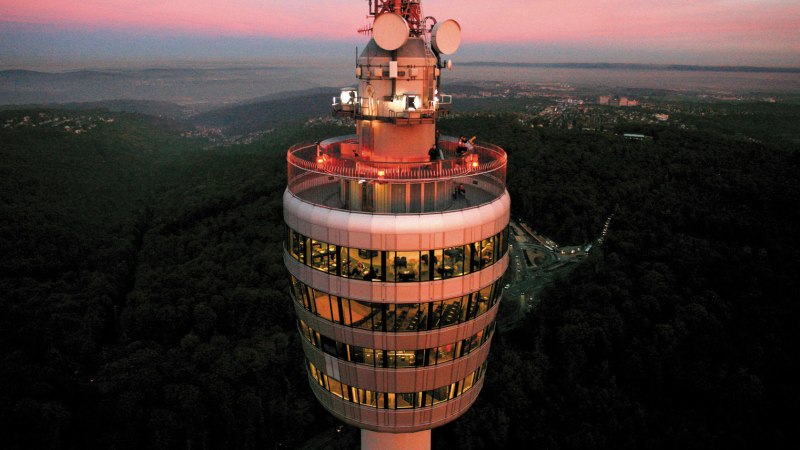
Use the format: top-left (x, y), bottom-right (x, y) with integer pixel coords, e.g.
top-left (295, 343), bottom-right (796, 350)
top-left (286, 135), bottom-right (507, 214)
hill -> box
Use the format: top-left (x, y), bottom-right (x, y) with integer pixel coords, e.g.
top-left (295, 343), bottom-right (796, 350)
top-left (2, 105), bottom-right (799, 449)
top-left (189, 88), bottom-right (336, 136)
top-left (435, 114), bottom-right (800, 449)
top-left (0, 109), bottom-right (355, 449)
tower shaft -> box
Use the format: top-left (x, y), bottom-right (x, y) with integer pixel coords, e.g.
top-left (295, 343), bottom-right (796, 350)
top-left (284, 1), bottom-right (509, 447)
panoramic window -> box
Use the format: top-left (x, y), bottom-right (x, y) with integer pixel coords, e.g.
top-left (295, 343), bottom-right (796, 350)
top-left (298, 319), bottom-right (495, 369)
top-left (290, 277), bottom-right (502, 332)
top-left (286, 227), bottom-right (509, 282)
top-left (307, 360), bottom-right (488, 410)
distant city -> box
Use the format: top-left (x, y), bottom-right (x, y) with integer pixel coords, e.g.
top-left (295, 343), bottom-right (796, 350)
top-left (1, 63), bottom-right (798, 110)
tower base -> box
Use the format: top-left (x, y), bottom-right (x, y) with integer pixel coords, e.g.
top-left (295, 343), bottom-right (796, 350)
top-left (361, 429), bottom-right (431, 450)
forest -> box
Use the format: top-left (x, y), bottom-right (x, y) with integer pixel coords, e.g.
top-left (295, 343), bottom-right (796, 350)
top-left (1, 103), bottom-right (799, 449)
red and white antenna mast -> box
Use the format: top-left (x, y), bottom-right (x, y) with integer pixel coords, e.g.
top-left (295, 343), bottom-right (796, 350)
top-left (359, 0), bottom-right (424, 36)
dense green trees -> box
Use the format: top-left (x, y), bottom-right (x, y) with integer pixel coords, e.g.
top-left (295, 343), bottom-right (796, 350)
top-left (1, 111), bottom-right (351, 449)
top-left (2, 105), bottom-right (798, 449)
top-left (436, 114), bottom-right (800, 449)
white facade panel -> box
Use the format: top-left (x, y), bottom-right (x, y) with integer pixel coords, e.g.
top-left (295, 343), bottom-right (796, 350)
top-left (283, 189), bottom-right (510, 251)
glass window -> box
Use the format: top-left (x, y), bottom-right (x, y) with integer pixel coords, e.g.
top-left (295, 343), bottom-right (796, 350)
top-left (386, 392), bottom-right (396, 410)
top-left (395, 350), bottom-right (415, 368)
top-left (339, 247), bottom-right (352, 278)
top-left (336, 341), bottom-right (348, 360)
top-left (293, 279), bottom-right (497, 331)
top-left (290, 276), bottom-right (304, 306)
top-left (312, 289), bottom-right (334, 322)
top-left (428, 301), bottom-right (444, 329)
top-left (461, 372), bottom-right (476, 394)
top-left (355, 388), bottom-right (369, 406)
top-left (298, 320), bottom-right (312, 343)
top-left (435, 342), bottom-right (456, 364)
top-left (372, 304), bottom-right (384, 331)
top-left (287, 228), bottom-right (510, 283)
top-left (417, 303), bottom-right (431, 331)
top-left (321, 335), bottom-right (337, 356)
top-left (340, 298), bottom-right (353, 326)
top-left (349, 299), bottom-right (373, 330)
top-left (414, 349), bottom-right (425, 367)
top-left (325, 243), bottom-right (339, 275)
top-left (431, 385), bottom-right (449, 404)
top-left (444, 246), bottom-right (465, 277)
top-left (328, 377), bottom-right (344, 399)
top-left (350, 345), bottom-right (366, 366)
top-left (439, 296), bottom-right (464, 328)
top-left (330, 296), bottom-right (342, 323)
top-left (480, 236), bottom-right (495, 269)
top-left (499, 228), bottom-right (509, 260)
top-left (305, 360), bottom-right (488, 410)
top-left (289, 230), bottom-right (306, 263)
top-left (310, 239), bottom-right (326, 269)
top-left (468, 242), bottom-right (480, 272)
top-left (385, 350), bottom-right (397, 369)
top-left (397, 392), bottom-right (415, 409)
top-left (426, 348), bottom-right (437, 366)
top-left (476, 284), bottom-right (493, 317)
top-left (464, 329), bottom-right (484, 354)
top-left (432, 248), bottom-right (445, 280)
top-left (396, 303), bottom-right (422, 331)
top-left (419, 251), bottom-right (431, 281)
top-left (386, 251), bottom-right (399, 282)
top-left (375, 392), bottom-right (387, 409)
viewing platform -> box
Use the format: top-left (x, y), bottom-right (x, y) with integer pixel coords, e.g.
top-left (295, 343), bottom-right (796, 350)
top-left (287, 135), bottom-right (508, 214)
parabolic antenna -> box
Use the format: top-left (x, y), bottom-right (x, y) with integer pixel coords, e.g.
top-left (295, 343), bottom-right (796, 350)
top-left (431, 19), bottom-right (461, 55)
top-left (373, 13), bottom-right (410, 51)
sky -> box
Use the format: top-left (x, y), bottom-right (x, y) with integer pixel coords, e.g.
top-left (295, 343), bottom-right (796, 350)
top-left (1, 0), bottom-right (798, 68)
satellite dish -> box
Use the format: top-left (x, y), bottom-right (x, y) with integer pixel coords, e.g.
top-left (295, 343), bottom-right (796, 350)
top-left (431, 19), bottom-right (461, 55)
top-left (373, 13), bottom-right (410, 51)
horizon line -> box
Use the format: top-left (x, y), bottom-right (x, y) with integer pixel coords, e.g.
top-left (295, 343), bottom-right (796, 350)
top-left (2, 61), bottom-right (799, 75)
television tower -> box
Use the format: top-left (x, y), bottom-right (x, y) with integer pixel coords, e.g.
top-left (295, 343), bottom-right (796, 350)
top-left (284, 1), bottom-right (510, 448)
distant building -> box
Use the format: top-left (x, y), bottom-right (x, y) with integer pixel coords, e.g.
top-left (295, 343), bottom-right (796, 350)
top-left (601, 95), bottom-right (638, 107)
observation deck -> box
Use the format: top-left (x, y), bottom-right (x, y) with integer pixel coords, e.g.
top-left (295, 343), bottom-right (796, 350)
top-left (287, 136), bottom-right (507, 214)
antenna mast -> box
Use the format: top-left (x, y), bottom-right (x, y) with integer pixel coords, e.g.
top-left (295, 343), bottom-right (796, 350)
top-left (360, 1), bottom-right (425, 36)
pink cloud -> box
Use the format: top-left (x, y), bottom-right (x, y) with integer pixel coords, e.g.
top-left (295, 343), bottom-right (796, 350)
top-left (2, 0), bottom-right (798, 59)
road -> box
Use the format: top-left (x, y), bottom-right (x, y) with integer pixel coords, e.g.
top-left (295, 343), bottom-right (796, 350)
top-left (497, 220), bottom-right (584, 330)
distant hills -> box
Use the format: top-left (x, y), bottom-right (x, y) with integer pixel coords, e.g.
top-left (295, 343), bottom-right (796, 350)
top-left (190, 87), bottom-right (335, 135)
top-left (0, 99), bottom-right (189, 120)
top-left (0, 86), bottom-right (339, 136)
top-left (461, 62), bottom-right (800, 73)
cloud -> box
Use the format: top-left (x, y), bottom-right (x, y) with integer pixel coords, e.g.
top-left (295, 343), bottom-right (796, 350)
top-left (1, 1), bottom-right (798, 66)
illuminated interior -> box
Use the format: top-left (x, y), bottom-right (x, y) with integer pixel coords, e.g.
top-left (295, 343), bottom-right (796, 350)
top-left (308, 360), bottom-right (488, 410)
top-left (291, 277), bottom-right (502, 331)
top-left (298, 319), bottom-right (495, 368)
top-left (287, 227), bottom-right (509, 282)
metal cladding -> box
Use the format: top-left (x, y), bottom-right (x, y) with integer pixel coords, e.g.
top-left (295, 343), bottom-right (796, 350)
top-left (283, 1), bottom-right (510, 444)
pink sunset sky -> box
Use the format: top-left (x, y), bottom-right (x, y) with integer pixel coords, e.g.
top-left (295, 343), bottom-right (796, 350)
top-left (1, 0), bottom-right (798, 66)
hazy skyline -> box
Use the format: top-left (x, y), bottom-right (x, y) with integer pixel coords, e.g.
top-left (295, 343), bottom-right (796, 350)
top-left (2, 0), bottom-right (799, 69)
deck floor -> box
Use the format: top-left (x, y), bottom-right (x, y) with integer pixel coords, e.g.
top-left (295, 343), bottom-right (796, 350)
top-left (297, 182), bottom-right (498, 213)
